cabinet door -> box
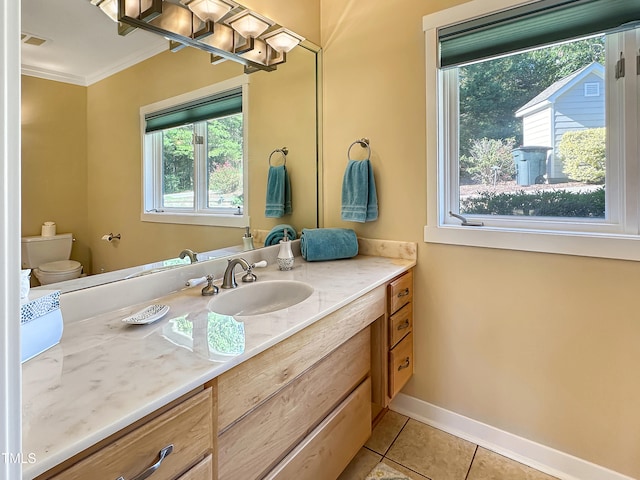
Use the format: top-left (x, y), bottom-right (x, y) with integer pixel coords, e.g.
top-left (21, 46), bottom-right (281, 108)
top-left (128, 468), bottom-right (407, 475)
top-left (389, 332), bottom-right (413, 398)
top-left (52, 389), bottom-right (213, 480)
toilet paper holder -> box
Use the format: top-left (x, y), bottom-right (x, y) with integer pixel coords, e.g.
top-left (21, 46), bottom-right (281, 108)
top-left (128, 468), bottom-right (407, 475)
top-left (102, 233), bottom-right (122, 242)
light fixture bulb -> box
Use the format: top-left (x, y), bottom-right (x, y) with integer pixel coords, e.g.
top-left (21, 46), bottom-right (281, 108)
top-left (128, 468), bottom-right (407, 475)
top-left (187, 0), bottom-right (233, 22)
top-left (263, 28), bottom-right (304, 53)
top-left (227, 10), bottom-right (271, 38)
top-left (98, 0), bottom-right (119, 22)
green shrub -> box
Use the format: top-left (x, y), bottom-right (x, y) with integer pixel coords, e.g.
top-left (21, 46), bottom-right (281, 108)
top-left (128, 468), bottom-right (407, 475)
top-left (460, 137), bottom-right (516, 185)
top-left (461, 187), bottom-right (605, 217)
top-left (209, 162), bottom-right (241, 194)
top-left (559, 128), bottom-right (605, 184)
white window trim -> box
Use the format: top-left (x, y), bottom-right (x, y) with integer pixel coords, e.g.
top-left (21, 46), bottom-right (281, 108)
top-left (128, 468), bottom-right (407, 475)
top-left (140, 75), bottom-right (250, 228)
top-left (423, 0), bottom-right (640, 261)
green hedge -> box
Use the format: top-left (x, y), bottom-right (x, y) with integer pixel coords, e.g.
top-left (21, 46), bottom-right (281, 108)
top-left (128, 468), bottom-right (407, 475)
top-left (461, 188), bottom-right (605, 217)
top-left (559, 128), bottom-right (605, 184)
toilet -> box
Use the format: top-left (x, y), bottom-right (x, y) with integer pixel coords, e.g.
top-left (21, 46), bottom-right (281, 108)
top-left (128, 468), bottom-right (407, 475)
top-left (21, 233), bottom-right (83, 285)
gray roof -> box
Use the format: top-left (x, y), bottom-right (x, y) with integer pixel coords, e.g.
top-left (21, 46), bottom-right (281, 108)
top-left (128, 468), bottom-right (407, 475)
top-left (515, 62), bottom-right (604, 116)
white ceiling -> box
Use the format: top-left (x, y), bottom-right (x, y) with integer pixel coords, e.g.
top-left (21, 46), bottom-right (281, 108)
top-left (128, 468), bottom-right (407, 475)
top-left (21, 0), bottom-right (168, 86)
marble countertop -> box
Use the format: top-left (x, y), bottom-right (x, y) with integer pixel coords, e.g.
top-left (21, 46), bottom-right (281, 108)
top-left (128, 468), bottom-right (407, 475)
top-left (22, 252), bottom-right (415, 478)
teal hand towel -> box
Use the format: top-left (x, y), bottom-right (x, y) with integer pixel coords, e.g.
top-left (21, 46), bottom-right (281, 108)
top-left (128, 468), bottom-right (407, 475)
top-left (300, 228), bottom-right (358, 262)
top-left (265, 224), bottom-right (298, 246)
top-left (341, 159), bottom-right (378, 222)
top-left (265, 165), bottom-right (292, 218)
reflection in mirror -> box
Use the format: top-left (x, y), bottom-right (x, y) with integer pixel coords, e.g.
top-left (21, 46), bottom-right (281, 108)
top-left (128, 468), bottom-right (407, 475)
top-left (20, 1), bottom-right (320, 293)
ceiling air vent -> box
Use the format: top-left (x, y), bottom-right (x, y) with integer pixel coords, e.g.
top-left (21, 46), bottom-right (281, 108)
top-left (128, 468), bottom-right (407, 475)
top-left (21, 33), bottom-right (49, 47)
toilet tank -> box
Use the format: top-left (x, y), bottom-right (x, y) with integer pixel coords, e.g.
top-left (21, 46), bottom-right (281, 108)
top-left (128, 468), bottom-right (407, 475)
top-left (21, 233), bottom-right (73, 269)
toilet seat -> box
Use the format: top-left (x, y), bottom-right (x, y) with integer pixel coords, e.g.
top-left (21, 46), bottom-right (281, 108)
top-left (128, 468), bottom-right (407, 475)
top-left (38, 260), bottom-right (81, 273)
top-left (34, 260), bottom-right (83, 285)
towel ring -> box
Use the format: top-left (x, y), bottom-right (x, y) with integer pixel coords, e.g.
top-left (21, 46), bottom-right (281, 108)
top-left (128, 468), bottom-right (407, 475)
top-left (347, 138), bottom-right (371, 161)
top-left (269, 147), bottom-right (288, 166)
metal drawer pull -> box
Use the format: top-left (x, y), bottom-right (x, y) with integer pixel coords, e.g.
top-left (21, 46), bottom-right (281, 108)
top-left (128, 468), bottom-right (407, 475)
top-left (116, 444), bottom-right (174, 480)
top-left (398, 357), bottom-right (411, 371)
top-left (397, 319), bottom-right (410, 330)
top-left (397, 288), bottom-right (410, 298)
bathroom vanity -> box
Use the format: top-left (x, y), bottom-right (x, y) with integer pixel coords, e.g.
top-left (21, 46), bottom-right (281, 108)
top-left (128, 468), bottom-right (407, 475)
top-left (22, 240), bottom-right (416, 480)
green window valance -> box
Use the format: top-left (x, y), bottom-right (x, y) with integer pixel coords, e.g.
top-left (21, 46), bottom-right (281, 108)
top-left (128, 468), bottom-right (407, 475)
top-left (145, 87), bottom-right (242, 133)
top-left (439, 0), bottom-right (640, 68)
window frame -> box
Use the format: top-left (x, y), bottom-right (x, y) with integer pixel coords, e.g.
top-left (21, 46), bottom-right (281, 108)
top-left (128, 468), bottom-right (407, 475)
top-left (423, 0), bottom-right (640, 261)
top-left (140, 75), bottom-right (250, 228)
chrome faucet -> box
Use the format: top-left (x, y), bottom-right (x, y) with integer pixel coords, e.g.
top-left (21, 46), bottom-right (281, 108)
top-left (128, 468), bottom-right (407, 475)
top-left (221, 258), bottom-right (253, 289)
top-left (179, 249), bottom-right (198, 264)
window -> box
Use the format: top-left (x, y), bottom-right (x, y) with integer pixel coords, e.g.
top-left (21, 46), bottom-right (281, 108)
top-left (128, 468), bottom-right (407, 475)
top-left (424, 0), bottom-right (640, 261)
top-left (141, 77), bottom-right (249, 227)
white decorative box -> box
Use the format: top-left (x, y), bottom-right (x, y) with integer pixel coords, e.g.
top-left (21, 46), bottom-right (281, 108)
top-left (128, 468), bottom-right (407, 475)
top-left (20, 290), bottom-right (63, 363)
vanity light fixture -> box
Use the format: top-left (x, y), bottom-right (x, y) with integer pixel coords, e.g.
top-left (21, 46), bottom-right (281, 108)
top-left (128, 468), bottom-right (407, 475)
top-left (90, 0), bottom-right (304, 73)
top-left (94, 0), bottom-right (119, 22)
top-left (225, 9), bottom-right (272, 38)
top-left (263, 27), bottom-right (304, 53)
top-left (183, 0), bottom-right (235, 23)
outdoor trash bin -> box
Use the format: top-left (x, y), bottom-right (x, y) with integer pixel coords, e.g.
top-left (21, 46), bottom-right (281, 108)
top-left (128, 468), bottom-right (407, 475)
top-left (512, 146), bottom-right (551, 186)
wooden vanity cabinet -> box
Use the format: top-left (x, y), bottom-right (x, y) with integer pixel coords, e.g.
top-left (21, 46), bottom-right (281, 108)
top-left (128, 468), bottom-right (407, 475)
top-left (371, 269), bottom-right (414, 423)
top-left (39, 282), bottom-right (390, 480)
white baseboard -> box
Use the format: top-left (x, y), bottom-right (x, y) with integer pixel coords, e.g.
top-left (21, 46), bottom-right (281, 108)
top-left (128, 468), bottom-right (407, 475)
top-left (389, 393), bottom-right (635, 480)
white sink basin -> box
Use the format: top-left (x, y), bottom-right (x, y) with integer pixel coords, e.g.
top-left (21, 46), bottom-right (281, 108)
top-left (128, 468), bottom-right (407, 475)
top-left (208, 280), bottom-right (314, 316)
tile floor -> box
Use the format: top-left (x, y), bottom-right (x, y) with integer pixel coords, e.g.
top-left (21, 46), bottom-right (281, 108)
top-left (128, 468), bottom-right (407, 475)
top-left (339, 411), bottom-right (559, 480)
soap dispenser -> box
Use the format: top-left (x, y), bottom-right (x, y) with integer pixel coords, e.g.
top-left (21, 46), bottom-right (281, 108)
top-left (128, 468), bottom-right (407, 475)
top-left (242, 226), bottom-right (255, 251)
top-left (277, 230), bottom-right (294, 271)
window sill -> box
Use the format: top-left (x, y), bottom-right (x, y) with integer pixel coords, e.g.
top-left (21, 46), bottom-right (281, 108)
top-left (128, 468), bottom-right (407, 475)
top-left (424, 224), bottom-right (640, 261)
top-left (141, 211), bottom-right (249, 228)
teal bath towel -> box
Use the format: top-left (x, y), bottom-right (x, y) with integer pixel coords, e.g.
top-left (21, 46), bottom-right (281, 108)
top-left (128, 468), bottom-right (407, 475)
top-left (341, 159), bottom-right (378, 222)
top-left (265, 224), bottom-right (298, 246)
top-left (300, 228), bottom-right (358, 262)
top-left (265, 165), bottom-right (292, 218)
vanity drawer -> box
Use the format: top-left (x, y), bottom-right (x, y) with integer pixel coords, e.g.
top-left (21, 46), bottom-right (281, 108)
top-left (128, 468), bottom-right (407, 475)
top-left (218, 328), bottom-right (370, 480)
top-left (389, 302), bottom-right (412, 349)
top-left (178, 454), bottom-right (213, 480)
top-left (264, 377), bottom-right (371, 480)
top-left (51, 389), bottom-right (213, 480)
top-left (389, 332), bottom-right (413, 399)
top-left (388, 270), bottom-right (413, 314)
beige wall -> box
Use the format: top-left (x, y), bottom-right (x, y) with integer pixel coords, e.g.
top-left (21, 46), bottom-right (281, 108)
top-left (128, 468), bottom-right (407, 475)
top-left (21, 76), bottom-right (92, 271)
top-left (321, 0), bottom-right (640, 478)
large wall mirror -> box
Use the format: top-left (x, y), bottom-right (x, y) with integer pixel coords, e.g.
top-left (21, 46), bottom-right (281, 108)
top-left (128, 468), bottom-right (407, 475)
top-left (21, 0), bottom-right (321, 292)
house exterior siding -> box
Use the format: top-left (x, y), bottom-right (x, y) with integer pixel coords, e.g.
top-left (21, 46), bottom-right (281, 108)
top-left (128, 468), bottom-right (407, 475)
top-left (518, 68), bottom-right (604, 181)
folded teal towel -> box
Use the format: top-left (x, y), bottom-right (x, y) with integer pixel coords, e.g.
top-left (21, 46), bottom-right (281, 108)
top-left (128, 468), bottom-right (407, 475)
top-left (265, 224), bottom-right (298, 246)
top-left (341, 159), bottom-right (378, 222)
top-left (300, 228), bottom-right (358, 262)
top-left (265, 165), bottom-right (292, 218)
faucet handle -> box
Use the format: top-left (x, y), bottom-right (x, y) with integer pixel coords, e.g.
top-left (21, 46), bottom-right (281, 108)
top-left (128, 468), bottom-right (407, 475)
top-left (201, 275), bottom-right (219, 296)
top-left (242, 268), bottom-right (257, 283)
